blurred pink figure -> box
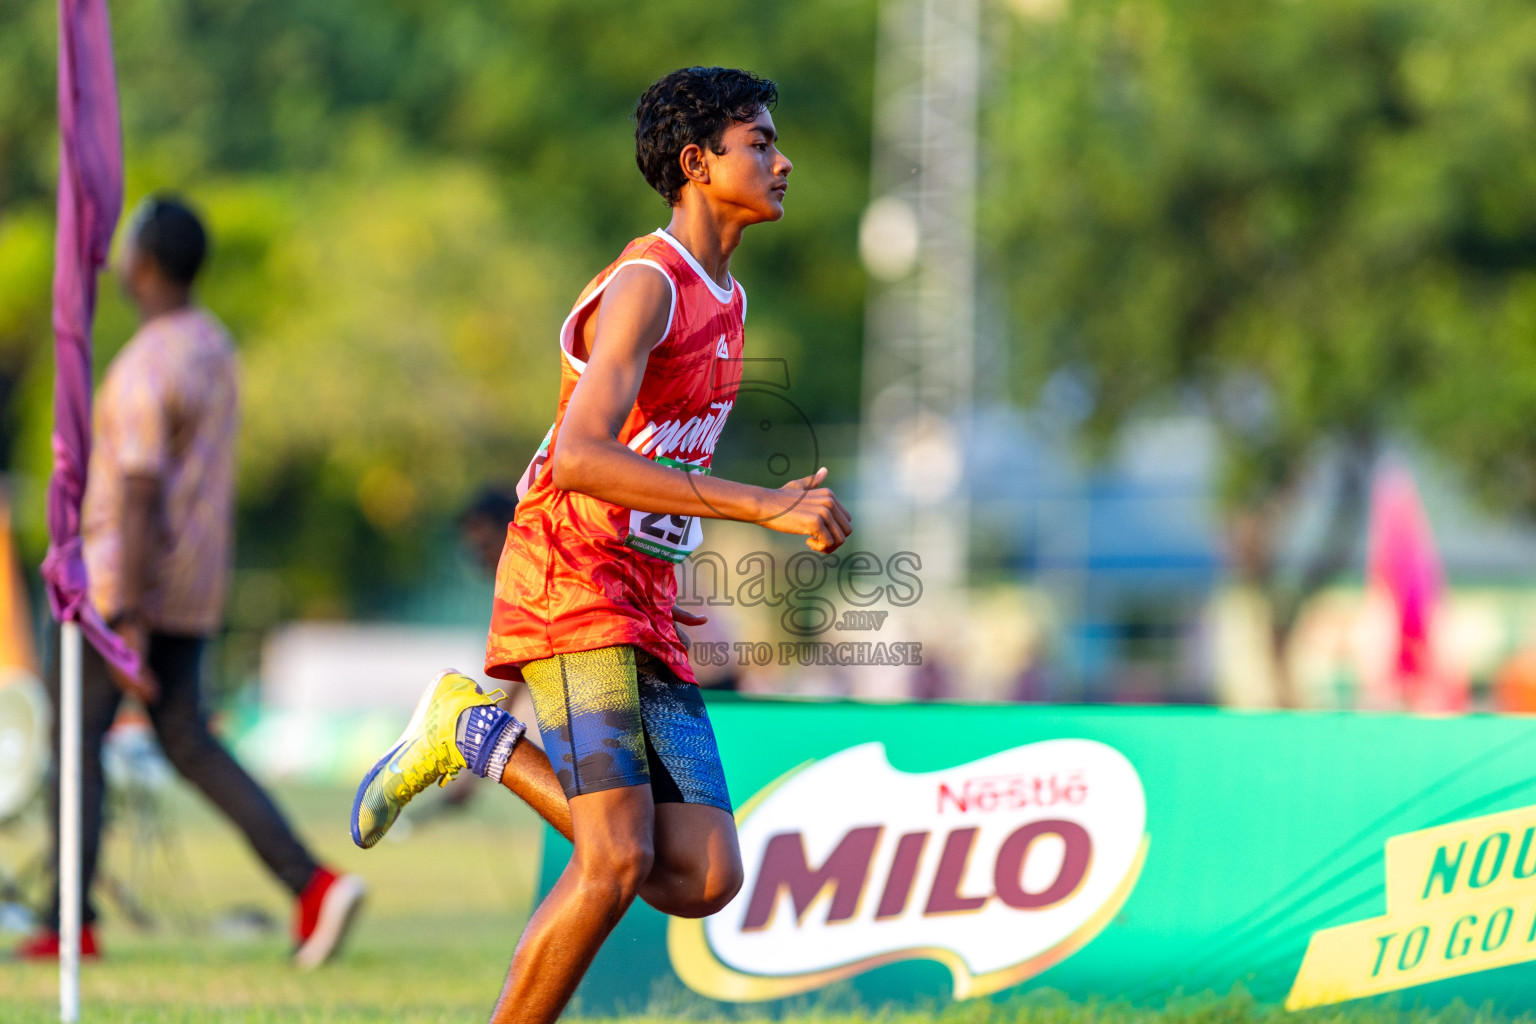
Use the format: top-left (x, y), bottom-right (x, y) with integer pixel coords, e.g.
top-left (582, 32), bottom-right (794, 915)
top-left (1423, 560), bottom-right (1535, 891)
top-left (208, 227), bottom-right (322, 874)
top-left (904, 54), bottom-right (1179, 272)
top-left (1365, 464), bottom-right (1465, 712)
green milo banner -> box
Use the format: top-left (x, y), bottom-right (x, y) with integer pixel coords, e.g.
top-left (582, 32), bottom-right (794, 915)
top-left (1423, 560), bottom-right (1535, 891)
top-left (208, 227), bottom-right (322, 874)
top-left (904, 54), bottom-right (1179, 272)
top-left (536, 699), bottom-right (1536, 1013)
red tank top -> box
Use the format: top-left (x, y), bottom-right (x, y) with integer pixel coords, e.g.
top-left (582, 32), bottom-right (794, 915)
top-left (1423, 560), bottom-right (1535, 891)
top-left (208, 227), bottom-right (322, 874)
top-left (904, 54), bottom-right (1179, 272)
top-left (485, 230), bottom-right (746, 683)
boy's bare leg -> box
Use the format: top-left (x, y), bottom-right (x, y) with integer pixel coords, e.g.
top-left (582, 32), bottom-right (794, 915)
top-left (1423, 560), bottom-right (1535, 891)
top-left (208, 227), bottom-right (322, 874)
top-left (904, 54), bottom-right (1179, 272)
top-left (489, 785), bottom-right (654, 1024)
top-left (644, 803), bottom-right (741, 917)
top-left (496, 743), bottom-right (742, 917)
top-left (498, 742), bottom-right (573, 839)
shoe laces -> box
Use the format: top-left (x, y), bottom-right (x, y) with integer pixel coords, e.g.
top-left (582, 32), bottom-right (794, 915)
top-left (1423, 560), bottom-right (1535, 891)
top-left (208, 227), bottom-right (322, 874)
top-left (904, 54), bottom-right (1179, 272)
top-left (397, 742), bottom-right (462, 796)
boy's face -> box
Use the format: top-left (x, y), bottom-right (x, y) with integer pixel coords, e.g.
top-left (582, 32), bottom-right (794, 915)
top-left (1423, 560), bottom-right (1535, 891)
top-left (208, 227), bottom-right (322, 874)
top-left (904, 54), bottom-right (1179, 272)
top-left (699, 109), bottom-right (792, 223)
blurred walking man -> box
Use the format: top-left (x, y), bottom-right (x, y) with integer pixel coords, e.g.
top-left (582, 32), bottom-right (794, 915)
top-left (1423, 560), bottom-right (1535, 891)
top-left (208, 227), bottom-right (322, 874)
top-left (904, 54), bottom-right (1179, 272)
top-left (351, 67), bottom-right (850, 1023)
top-left (15, 196), bottom-right (364, 967)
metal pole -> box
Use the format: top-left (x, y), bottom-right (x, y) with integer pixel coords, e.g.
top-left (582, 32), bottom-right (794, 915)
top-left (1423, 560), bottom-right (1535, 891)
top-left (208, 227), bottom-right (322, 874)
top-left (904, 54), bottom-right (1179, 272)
top-left (859, 0), bottom-right (981, 690)
top-left (59, 619), bottom-right (81, 1023)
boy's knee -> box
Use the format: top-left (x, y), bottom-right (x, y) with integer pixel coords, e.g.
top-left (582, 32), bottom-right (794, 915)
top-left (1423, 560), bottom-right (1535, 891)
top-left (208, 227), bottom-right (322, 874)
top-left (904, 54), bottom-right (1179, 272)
top-left (579, 837), bottom-right (655, 898)
top-left (714, 860), bottom-right (744, 909)
top-left (695, 858), bottom-right (744, 917)
top-left (657, 852), bottom-right (743, 919)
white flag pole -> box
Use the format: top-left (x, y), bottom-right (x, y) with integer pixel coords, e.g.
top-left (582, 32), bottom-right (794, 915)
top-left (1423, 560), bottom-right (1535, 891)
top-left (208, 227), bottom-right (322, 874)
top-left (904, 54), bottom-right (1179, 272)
top-left (59, 619), bottom-right (81, 1023)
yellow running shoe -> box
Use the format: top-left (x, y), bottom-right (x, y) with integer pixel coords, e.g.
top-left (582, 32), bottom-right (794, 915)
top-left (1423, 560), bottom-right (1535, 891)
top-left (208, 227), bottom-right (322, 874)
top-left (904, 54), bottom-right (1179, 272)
top-left (350, 670), bottom-right (503, 849)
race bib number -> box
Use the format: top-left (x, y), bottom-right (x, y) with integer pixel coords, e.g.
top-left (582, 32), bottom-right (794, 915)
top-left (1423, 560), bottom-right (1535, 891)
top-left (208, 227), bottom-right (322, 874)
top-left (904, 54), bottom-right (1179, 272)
top-left (624, 457), bottom-right (709, 564)
top-left (516, 424), bottom-right (555, 501)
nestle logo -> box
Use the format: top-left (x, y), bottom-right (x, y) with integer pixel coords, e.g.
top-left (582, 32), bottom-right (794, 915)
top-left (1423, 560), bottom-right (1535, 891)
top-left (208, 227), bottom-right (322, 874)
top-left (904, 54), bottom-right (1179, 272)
top-left (937, 772), bottom-right (1088, 815)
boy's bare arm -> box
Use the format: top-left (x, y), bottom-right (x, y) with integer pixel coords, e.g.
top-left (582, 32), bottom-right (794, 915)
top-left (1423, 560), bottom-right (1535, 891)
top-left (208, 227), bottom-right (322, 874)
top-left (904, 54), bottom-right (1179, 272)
top-left (550, 264), bottom-right (851, 552)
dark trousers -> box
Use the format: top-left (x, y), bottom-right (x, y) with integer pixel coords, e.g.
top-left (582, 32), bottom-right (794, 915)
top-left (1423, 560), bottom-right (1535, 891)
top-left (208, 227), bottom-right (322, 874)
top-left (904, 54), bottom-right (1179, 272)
top-left (44, 628), bottom-right (318, 927)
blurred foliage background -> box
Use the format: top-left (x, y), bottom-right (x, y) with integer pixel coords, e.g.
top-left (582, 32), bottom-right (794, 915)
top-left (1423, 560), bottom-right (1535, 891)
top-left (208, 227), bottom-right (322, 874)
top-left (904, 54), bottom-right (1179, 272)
top-left (990, 0), bottom-right (1536, 666)
top-left (6, 0), bottom-right (1536, 664)
top-left (0, 0), bottom-right (877, 629)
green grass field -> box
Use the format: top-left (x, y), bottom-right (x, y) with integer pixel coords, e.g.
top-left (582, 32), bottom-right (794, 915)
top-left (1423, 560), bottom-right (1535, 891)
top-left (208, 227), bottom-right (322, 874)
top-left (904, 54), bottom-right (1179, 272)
top-left (3, 777), bottom-right (1532, 1023)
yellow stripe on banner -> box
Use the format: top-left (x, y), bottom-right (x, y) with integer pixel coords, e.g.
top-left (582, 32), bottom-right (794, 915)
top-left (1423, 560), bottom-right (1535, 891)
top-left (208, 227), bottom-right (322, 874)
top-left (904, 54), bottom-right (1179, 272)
top-left (1288, 802), bottom-right (1536, 1009)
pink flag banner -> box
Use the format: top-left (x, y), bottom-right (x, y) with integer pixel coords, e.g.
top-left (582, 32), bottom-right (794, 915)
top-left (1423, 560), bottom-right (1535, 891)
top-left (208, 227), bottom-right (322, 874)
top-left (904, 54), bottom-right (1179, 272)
top-left (1366, 464), bottom-right (1462, 711)
top-left (41, 0), bottom-right (137, 677)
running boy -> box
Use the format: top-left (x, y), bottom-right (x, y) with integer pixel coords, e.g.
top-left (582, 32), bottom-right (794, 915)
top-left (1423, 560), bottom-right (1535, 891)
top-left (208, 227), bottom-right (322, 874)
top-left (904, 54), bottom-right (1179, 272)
top-left (351, 67), bottom-right (850, 1023)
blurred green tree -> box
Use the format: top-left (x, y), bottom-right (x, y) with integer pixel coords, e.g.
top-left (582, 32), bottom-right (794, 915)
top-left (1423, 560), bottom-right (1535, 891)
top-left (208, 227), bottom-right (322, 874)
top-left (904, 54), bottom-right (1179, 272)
top-left (990, 0), bottom-right (1536, 698)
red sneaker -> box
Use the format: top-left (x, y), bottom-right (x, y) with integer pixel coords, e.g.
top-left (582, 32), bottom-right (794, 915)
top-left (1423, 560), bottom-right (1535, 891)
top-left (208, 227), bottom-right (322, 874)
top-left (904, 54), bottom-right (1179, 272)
top-left (13, 925), bottom-right (100, 960)
top-left (293, 866), bottom-right (365, 969)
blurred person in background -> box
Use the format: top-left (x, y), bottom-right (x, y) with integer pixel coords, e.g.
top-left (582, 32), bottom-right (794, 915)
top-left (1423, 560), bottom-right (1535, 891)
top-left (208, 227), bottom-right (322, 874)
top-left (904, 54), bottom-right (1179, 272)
top-left (14, 196), bottom-right (364, 966)
top-left (458, 487), bottom-right (519, 577)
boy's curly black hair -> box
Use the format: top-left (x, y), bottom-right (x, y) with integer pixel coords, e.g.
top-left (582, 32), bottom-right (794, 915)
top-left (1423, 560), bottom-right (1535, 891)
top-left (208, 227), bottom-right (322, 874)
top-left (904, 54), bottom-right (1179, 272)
top-left (635, 67), bottom-right (778, 207)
